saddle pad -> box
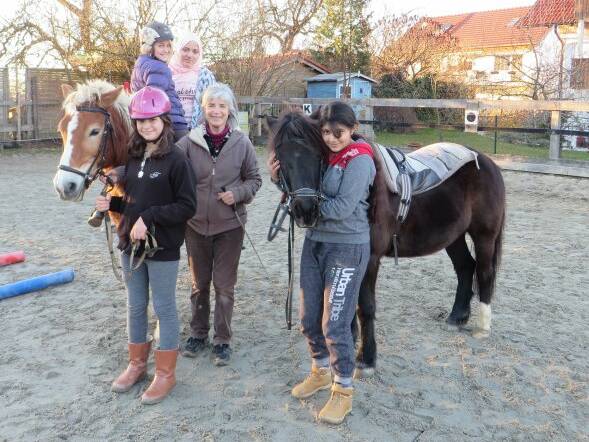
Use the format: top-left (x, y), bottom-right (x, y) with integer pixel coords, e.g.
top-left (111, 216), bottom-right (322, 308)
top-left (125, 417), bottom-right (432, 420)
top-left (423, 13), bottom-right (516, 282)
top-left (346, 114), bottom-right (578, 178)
top-left (407, 142), bottom-right (479, 194)
top-left (374, 142), bottom-right (479, 195)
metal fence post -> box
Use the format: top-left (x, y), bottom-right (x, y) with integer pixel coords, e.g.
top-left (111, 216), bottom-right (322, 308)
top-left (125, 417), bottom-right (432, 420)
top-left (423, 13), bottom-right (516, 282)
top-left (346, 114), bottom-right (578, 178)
top-left (494, 115), bottom-right (498, 154)
top-left (549, 110), bottom-right (561, 160)
top-left (255, 102), bottom-right (262, 138)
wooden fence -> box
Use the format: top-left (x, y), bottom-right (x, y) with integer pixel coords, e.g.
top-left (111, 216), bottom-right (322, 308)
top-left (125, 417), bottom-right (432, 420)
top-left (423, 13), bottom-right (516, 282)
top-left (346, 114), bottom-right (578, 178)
top-left (238, 96), bottom-right (589, 160)
top-left (2, 71), bottom-right (589, 160)
top-left (0, 68), bottom-right (126, 143)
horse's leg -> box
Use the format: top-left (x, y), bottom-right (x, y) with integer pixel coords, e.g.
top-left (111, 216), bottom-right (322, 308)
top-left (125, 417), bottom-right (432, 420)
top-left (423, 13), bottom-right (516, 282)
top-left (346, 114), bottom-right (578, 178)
top-left (355, 254), bottom-right (380, 378)
top-left (351, 313), bottom-right (359, 348)
top-left (445, 234), bottom-right (476, 327)
top-left (471, 233), bottom-right (500, 338)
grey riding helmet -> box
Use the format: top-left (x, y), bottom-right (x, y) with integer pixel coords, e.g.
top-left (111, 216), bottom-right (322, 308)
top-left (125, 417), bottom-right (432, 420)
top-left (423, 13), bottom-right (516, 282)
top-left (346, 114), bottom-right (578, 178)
top-left (145, 21), bottom-right (174, 43)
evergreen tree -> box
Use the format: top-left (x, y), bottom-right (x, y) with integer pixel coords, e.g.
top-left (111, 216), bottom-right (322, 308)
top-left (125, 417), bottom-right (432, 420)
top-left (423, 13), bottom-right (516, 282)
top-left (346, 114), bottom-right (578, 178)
top-left (310, 0), bottom-right (371, 78)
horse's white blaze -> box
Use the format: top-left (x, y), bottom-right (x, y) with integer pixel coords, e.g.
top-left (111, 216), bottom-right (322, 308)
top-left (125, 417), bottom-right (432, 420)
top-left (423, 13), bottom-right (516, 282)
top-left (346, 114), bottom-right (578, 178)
top-left (478, 303), bottom-right (492, 331)
top-left (60, 111), bottom-right (79, 168)
top-left (54, 112), bottom-right (85, 195)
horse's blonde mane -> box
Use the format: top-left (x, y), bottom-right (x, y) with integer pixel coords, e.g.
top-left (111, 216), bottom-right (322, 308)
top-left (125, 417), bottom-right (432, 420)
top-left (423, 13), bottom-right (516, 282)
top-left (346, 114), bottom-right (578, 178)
top-left (63, 79), bottom-right (132, 130)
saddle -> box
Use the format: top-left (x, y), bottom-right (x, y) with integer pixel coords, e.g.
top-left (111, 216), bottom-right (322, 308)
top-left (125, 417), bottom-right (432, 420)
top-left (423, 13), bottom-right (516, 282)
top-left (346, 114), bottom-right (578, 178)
top-left (373, 142), bottom-right (479, 222)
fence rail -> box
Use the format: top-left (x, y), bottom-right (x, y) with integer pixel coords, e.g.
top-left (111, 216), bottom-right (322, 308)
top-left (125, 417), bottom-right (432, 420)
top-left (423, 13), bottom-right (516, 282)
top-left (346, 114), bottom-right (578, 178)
top-left (2, 93), bottom-right (589, 159)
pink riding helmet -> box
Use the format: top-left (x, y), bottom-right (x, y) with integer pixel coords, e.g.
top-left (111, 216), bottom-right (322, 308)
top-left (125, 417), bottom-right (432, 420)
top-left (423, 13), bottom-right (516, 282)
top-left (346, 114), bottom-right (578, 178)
top-left (129, 86), bottom-right (171, 119)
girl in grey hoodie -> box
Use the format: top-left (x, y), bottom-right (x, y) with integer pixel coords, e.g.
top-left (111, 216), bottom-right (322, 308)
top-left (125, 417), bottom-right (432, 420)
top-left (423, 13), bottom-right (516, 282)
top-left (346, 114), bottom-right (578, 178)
top-left (269, 101), bottom-right (375, 425)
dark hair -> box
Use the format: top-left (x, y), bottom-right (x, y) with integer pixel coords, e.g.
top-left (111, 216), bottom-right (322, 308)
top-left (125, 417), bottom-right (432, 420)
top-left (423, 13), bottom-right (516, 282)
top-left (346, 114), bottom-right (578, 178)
top-left (318, 101), bottom-right (358, 132)
top-left (128, 113), bottom-right (175, 159)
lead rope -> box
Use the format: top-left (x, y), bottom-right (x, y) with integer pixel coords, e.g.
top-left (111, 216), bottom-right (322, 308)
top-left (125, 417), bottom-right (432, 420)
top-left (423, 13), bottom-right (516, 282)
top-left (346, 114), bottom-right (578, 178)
top-left (104, 213), bottom-right (123, 282)
top-left (286, 214), bottom-right (295, 330)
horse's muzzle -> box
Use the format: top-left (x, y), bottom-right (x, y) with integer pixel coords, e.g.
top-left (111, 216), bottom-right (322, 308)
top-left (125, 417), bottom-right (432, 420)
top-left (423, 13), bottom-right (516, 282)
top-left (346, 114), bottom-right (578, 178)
top-left (53, 172), bottom-right (85, 201)
top-left (292, 197), bottom-right (320, 228)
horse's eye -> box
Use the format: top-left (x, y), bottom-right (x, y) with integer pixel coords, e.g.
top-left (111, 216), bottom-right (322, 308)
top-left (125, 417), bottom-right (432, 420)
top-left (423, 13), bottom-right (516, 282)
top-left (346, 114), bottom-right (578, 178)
top-left (89, 129), bottom-right (100, 136)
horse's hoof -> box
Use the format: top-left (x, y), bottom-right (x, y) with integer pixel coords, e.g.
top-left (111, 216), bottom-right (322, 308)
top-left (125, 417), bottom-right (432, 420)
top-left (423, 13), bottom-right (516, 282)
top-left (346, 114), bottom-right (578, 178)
top-left (472, 328), bottom-right (490, 339)
top-left (354, 366), bottom-right (375, 379)
top-left (446, 314), bottom-right (470, 327)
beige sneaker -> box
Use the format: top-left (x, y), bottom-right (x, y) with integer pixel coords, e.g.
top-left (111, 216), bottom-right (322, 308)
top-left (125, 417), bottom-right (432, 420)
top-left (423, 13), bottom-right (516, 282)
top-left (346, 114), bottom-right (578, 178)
top-left (318, 383), bottom-right (353, 425)
top-left (291, 366), bottom-right (332, 399)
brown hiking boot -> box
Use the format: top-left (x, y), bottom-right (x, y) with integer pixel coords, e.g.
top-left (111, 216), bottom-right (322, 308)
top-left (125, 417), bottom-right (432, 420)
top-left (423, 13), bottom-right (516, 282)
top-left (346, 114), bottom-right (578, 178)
top-left (111, 341), bottom-right (152, 393)
top-left (291, 366), bottom-right (332, 399)
top-left (318, 383), bottom-right (353, 425)
top-left (141, 349), bottom-right (178, 405)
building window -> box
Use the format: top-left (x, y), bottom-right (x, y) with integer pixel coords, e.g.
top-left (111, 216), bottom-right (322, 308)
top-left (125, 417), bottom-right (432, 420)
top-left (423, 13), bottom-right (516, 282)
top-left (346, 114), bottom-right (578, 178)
top-left (495, 56), bottom-right (509, 71)
top-left (339, 84), bottom-right (351, 98)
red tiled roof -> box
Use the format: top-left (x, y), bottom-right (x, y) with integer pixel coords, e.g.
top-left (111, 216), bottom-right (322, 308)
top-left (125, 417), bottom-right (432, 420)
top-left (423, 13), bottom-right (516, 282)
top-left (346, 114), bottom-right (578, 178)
top-left (428, 7), bottom-right (550, 50)
top-left (518, 0), bottom-right (576, 26)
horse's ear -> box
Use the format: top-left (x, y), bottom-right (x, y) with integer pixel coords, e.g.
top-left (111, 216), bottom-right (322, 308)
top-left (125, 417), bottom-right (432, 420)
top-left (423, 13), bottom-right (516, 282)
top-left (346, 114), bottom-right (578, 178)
top-left (61, 84), bottom-right (74, 98)
top-left (264, 115), bottom-right (279, 134)
top-left (309, 105), bottom-right (321, 121)
top-left (99, 86), bottom-right (124, 108)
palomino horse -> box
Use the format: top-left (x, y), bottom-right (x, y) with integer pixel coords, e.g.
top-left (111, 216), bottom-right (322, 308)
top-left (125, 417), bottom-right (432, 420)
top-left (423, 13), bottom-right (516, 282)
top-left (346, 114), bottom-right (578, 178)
top-left (53, 79), bottom-right (132, 226)
top-left (267, 112), bottom-right (505, 377)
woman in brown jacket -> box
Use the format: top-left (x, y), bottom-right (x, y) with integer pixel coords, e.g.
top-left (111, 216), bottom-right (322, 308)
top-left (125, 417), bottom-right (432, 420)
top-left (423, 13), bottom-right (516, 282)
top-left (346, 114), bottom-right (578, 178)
top-left (176, 83), bottom-right (262, 366)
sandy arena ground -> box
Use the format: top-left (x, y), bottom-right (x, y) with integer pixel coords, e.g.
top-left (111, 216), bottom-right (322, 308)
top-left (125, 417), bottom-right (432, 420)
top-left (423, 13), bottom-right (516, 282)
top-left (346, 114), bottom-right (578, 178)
top-left (0, 148), bottom-right (587, 441)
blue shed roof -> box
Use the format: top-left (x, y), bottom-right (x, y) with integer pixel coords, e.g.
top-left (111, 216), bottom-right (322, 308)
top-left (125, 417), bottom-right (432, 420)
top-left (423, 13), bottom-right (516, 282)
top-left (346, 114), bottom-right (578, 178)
top-left (305, 72), bottom-right (377, 83)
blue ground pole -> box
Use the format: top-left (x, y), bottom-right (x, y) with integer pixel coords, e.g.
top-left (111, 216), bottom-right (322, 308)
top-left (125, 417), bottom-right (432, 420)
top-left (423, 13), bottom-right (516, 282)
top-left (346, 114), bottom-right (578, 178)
top-left (0, 269), bottom-right (75, 300)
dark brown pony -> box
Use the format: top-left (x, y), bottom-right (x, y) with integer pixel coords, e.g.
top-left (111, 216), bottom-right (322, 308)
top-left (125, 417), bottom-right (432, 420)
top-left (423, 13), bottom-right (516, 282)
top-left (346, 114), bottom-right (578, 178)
top-left (53, 80), bottom-right (132, 226)
top-left (267, 111), bottom-right (505, 377)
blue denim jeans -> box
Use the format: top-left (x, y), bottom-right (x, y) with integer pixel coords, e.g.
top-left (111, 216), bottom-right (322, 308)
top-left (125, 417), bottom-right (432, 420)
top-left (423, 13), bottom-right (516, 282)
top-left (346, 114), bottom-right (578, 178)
top-left (121, 253), bottom-right (180, 350)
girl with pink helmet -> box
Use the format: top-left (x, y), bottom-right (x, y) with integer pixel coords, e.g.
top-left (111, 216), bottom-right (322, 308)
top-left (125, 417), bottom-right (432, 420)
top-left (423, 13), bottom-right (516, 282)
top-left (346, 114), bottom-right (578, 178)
top-left (95, 86), bottom-right (196, 405)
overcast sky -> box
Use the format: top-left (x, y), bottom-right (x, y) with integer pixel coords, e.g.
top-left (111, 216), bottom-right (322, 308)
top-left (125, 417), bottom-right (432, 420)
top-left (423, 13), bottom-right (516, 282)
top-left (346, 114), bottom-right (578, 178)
top-left (369, 0), bottom-right (536, 17)
top-left (3, 0), bottom-right (538, 20)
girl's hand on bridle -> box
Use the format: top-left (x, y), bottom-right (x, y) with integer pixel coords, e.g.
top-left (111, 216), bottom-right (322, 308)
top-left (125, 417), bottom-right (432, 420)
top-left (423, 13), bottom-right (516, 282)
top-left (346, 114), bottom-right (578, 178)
top-left (130, 217), bottom-right (147, 241)
top-left (99, 166), bottom-right (123, 185)
top-left (95, 194), bottom-right (111, 212)
top-left (266, 152), bottom-right (280, 183)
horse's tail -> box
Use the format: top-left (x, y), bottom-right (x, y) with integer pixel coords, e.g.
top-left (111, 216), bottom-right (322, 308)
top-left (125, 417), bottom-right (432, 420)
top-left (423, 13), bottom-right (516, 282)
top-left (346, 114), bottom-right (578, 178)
top-left (491, 205), bottom-right (505, 292)
top-left (473, 155), bottom-right (505, 301)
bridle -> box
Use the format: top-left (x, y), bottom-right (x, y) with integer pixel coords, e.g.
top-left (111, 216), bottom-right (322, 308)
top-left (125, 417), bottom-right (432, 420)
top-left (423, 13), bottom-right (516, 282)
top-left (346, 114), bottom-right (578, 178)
top-left (58, 104), bottom-right (123, 282)
top-left (274, 139), bottom-right (326, 229)
top-left (58, 105), bottom-right (114, 189)
top-left (266, 139), bottom-right (326, 330)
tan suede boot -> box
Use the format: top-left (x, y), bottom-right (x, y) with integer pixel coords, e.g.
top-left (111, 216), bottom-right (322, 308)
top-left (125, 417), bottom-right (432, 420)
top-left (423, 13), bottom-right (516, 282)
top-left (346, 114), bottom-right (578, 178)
top-left (291, 366), bottom-right (332, 399)
top-left (141, 349), bottom-right (178, 405)
top-left (111, 341), bottom-right (152, 393)
top-left (318, 383), bottom-right (353, 424)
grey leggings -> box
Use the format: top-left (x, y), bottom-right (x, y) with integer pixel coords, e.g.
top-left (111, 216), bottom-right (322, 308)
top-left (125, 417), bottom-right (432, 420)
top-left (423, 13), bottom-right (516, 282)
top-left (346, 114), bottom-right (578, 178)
top-left (121, 253), bottom-right (180, 350)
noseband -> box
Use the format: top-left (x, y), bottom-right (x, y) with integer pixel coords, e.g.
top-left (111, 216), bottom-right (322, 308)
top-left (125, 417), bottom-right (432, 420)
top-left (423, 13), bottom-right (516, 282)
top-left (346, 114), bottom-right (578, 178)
top-left (58, 105), bottom-right (114, 189)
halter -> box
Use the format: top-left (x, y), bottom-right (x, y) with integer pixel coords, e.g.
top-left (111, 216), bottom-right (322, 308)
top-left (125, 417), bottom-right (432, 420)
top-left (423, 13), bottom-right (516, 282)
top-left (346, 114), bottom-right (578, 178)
top-left (58, 105), bottom-right (114, 189)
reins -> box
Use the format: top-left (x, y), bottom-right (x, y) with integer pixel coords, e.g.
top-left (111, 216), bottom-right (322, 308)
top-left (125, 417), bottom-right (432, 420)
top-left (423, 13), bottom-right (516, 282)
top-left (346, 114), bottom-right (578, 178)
top-left (266, 144), bottom-right (325, 330)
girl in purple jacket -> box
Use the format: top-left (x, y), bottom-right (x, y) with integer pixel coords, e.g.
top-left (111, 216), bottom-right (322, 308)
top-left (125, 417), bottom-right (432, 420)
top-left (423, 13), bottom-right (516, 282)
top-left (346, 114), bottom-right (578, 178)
top-left (131, 21), bottom-right (188, 140)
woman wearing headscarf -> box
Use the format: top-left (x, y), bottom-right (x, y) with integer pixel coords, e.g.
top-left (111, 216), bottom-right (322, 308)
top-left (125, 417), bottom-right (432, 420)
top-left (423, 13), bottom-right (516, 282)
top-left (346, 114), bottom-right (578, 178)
top-left (169, 33), bottom-right (217, 130)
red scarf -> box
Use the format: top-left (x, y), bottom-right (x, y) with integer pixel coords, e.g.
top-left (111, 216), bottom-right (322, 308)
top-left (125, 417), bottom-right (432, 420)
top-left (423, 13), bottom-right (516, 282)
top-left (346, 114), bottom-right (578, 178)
top-left (328, 142), bottom-right (374, 168)
top-left (205, 123), bottom-right (230, 150)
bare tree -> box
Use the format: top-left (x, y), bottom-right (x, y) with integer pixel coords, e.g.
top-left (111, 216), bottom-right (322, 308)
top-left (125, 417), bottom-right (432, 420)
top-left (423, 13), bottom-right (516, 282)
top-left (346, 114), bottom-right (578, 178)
top-left (255, 0), bottom-right (323, 52)
top-left (370, 15), bottom-right (459, 80)
top-left (0, 0), bottom-right (224, 77)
